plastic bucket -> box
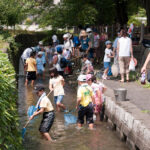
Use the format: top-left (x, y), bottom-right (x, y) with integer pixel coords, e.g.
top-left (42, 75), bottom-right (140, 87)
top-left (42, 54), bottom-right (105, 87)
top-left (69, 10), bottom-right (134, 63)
top-left (114, 88), bottom-right (127, 101)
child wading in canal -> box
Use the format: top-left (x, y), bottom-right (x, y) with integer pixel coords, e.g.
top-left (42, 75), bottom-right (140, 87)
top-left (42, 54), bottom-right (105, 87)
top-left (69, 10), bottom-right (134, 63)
top-left (86, 74), bottom-right (102, 121)
top-left (29, 85), bottom-right (55, 141)
top-left (49, 67), bottom-right (66, 112)
top-left (76, 74), bottom-right (95, 129)
top-left (25, 52), bottom-right (37, 86)
top-left (102, 40), bottom-right (114, 80)
top-left (36, 51), bottom-right (45, 79)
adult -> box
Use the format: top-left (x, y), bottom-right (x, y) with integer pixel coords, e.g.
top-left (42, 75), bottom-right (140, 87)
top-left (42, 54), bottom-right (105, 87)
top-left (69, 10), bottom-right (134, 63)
top-left (63, 33), bottom-right (74, 75)
top-left (21, 47), bottom-right (35, 64)
top-left (79, 30), bottom-right (91, 57)
top-left (54, 46), bottom-right (65, 76)
top-left (76, 74), bottom-right (95, 129)
top-left (86, 28), bottom-right (95, 61)
top-left (93, 29), bottom-right (100, 64)
top-left (52, 35), bottom-right (59, 47)
top-left (34, 41), bottom-right (43, 53)
top-left (141, 52), bottom-right (150, 73)
top-left (63, 33), bottom-right (74, 54)
top-left (29, 85), bottom-right (55, 141)
top-left (117, 29), bottom-right (134, 82)
top-left (113, 31), bottom-right (121, 65)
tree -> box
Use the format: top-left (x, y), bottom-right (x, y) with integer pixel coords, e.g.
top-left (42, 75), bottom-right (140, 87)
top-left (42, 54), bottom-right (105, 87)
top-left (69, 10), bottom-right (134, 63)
top-left (140, 0), bottom-right (150, 26)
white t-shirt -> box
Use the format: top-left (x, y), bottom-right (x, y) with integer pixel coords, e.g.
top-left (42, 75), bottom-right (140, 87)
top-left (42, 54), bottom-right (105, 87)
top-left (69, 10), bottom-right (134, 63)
top-left (55, 54), bottom-right (64, 71)
top-left (49, 75), bottom-right (65, 96)
top-left (94, 34), bottom-right (100, 48)
top-left (52, 35), bottom-right (57, 43)
top-left (63, 49), bottom-right (71, 59)
top-left (103, 48), bottom-right (113, 62)
top-left (118, 37), bottom-right (131, 57)
top-left (64, 39), bottom-right (74, 52)
top-left (21, 48), bottom-right (33, 60)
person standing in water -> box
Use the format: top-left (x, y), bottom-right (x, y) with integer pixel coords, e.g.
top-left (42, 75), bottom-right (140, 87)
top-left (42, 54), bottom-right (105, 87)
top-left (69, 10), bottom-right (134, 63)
top-left (49, 67), bottom-right (66, 112)
top-left (76, 74), bottom-right (95, 129)
top-left (24, 52), bottom-right (37, 86)
top-left (29, 85), bottom-right (55, 141)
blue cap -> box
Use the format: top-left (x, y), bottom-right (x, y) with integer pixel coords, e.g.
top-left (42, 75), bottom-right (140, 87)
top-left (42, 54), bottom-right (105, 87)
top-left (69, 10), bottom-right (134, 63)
top-left (56, 46), bottom-right (62, 53)
top-left (105, 40), bottom-right (112, 45)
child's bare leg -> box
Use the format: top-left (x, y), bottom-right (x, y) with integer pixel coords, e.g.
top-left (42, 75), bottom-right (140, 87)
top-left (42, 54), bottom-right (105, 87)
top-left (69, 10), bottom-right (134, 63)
top-left (103, 68), bottom-right (109, 78)
top-left (25, 79), bottom-right (28, 86)
top-left (42, 132), bottom-right (53, 141)
top-left (57, 103), bottom-right (66, 110)
top-left (89, 123), bottom-right (94, 129)
top-left (31, 80), bottom-right (35, 86)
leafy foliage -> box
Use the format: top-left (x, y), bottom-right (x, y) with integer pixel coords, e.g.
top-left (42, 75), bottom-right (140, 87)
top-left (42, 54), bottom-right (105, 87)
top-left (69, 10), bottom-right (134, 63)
top-left (0, 51), bottom-right (23, 150)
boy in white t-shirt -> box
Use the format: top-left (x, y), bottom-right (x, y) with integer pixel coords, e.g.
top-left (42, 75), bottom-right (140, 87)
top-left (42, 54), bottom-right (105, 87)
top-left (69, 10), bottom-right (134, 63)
top-left (102, 41), bottom-right (114, 80)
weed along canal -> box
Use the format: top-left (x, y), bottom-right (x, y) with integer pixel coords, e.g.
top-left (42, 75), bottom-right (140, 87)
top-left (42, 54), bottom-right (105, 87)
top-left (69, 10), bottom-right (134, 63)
top-left (18, 68), bottom-right (129, 150)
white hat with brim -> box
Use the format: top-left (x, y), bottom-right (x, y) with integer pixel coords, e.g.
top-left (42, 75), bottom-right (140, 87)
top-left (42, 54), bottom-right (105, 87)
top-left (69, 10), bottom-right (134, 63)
top-left (38, 51), bottom-right (43, 56)
top-left (63, 34), bottom-right (69, 38)
top-left (39, 41), bottom-right (43, 45)
top-left (77, 75), bottom-right (87, 82)
top-left (86, 28), bottom-right (92, 33)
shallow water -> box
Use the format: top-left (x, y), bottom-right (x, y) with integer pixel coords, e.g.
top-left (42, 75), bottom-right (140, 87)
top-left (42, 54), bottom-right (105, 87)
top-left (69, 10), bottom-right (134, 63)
top-left (18, 71), bottom-right (129, 150)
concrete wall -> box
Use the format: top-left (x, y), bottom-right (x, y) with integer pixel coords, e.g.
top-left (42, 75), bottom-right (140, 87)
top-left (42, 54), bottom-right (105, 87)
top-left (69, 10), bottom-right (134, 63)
top-left (104, 96), bottom-right (150, 150)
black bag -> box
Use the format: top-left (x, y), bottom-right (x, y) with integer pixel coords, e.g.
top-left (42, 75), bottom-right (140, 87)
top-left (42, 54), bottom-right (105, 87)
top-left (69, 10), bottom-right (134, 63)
top-left (60, 57), bottom-right (67, 68)
top-left (147, 70), bottom-right (150, 82)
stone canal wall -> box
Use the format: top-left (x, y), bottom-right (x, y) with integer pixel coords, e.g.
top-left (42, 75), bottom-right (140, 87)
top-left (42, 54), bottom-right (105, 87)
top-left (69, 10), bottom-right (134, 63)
top-left (104, 96), bottom-right (150, 150)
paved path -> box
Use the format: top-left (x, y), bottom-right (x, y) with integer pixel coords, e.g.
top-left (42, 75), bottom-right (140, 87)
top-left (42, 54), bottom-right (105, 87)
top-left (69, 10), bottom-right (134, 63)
top-left (103, 80), bottom-right (150, 114)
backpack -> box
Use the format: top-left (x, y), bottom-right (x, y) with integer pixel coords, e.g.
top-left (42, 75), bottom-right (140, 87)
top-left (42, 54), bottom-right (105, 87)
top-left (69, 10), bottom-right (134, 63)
top-left (60, 57), bottom-right (67, 68)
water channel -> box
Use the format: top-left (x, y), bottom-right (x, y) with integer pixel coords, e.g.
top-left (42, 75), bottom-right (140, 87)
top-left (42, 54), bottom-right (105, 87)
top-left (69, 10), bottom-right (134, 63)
top-left (18, 63), bottom-right (129, 150)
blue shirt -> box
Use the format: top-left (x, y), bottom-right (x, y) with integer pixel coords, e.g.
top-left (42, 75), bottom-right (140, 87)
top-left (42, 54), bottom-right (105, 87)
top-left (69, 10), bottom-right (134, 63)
top-left (36, 57), bottom-right (44, 71)
top-left (113, 37), bottom-right (119, 49)
top-left (80, 38), bottom-right (90, 51)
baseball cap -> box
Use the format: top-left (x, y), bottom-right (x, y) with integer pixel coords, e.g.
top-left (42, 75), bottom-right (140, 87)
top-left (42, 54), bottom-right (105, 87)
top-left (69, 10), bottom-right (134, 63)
top-left (34, 84), bottom-right (45, 92)
top-left (105, 40), bottom-right (112, 45)
top-left (77, 75), bottom-right (87, 82)
top-left (56, 46), bottom-right (62, 53)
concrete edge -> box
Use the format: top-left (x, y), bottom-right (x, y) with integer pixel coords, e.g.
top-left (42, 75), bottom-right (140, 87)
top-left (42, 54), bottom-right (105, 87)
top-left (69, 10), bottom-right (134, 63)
top-left (104, 95), bottom-right (150, 150)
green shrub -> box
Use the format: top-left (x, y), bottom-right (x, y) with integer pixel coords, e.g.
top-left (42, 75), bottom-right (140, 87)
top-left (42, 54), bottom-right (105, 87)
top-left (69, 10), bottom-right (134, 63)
top-left (0, 51), bottom-right (23, 150)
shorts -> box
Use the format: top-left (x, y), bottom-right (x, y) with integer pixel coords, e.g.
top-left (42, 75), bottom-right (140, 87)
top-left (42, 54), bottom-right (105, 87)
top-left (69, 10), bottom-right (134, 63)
top-left (88, 51), bottom-right (94, 59)
top-left (26, 71), bottom-right (36, 81)
top-left (77, 102), bottom-right (94, 124)
top-left (39, 111), bottom-right (55, 133)
top-left (119, 57), bottom-right (130, 74)
top-left (54, 95), bottom-right (64, 104)
top-left (104, 62), bottom-right (111, 69)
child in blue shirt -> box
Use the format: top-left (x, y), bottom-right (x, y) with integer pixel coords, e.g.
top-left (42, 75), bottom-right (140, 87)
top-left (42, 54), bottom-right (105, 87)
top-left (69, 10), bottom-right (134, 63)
top-left (36, 51), bottom-right (45, 78)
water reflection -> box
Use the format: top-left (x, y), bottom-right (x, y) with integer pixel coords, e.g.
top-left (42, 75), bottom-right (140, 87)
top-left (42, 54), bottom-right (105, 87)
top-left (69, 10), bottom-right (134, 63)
top-left (18, 75), bottom-right (129, 150)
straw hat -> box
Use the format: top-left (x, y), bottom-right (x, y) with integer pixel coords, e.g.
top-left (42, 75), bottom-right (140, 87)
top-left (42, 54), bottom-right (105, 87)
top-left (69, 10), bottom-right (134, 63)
top-left (80, 30), bottom-right (87, 37)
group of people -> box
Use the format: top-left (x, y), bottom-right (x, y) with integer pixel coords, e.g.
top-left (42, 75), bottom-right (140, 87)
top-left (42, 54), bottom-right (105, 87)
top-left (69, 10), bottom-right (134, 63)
top-left (22, 27), bottom-right (149, 142)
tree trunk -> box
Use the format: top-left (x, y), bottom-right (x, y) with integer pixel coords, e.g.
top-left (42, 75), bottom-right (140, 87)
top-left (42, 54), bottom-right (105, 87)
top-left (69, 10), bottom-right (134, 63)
top-left (115, 0), bottom-right (128, 26)
top-left (141, 0), bottom-right (150, 27)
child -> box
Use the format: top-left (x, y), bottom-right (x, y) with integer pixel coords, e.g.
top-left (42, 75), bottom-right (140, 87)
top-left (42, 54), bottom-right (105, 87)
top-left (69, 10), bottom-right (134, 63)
top-left (81, 54), bottom-right (94, 75)
top-left (25, 52), bottom-right (37, 86)
top-left (102, 40), bottom-right (114, 80)
top-left (49, 67), bottom-right (66, 112)
top-left (46, 44), bottom-right (55, 66)
top-left (86, 74), bottom-right (102, 121)
top-left (36, 51), bottom-right (45, 79)
top-left (76, 74), bottom-right (95, 129)
top-left (41, 47), bottom-right (46, 67)
top-left (29, 85), bottom-right (55, 141)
